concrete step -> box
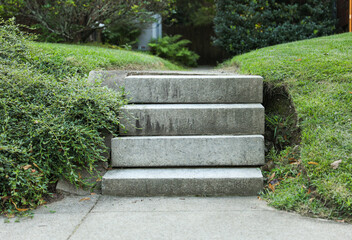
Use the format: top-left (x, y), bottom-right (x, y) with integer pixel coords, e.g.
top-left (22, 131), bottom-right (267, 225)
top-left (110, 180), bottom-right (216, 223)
top-left (111, 135), bottom-right (264, 167)
top-left (121, 75), bottom-right (263, 103)
top-left (120, 104), bottom-right (264, 136)
top-left (102, 168), bottom-right (263, 196)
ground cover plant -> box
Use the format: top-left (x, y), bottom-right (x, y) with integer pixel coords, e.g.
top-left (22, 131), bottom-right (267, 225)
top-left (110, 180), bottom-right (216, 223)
top-left (220, 33), bottom-right (352, 222)
top-left (0, 19), bottom-right (181, 217)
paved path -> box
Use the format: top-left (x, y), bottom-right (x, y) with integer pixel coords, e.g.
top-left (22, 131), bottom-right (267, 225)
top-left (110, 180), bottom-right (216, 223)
top-left (1, 195), bottom-right (351, 240)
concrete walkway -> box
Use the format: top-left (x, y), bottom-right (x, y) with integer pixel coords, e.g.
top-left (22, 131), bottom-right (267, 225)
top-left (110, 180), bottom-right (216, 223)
top-left (1, 195), bottom-right (351, 240)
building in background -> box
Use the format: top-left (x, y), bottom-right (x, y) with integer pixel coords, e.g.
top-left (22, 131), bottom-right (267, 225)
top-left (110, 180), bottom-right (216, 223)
top-left (137, 14), bottom-right (162, 51)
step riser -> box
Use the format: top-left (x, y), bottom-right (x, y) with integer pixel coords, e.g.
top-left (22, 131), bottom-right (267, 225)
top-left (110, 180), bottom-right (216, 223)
top-left (102, 168), bottom-right (263, 197)
top-left (123, 76), bottom-right (263, 103)
top-left (120, 104), bottom-right (264, 136)
top-left (89, 72), bottom-right (263, 103)
top-left (111, 136), bottom-right (264, 167)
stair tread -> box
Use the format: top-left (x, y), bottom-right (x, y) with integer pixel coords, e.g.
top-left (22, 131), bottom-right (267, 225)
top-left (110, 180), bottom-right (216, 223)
top-left (122, 104), bottom-right (264, 109)
top-left (102, 168), bottom-right (263, 196)
top-left (104, 168), bottom-right (263, 179)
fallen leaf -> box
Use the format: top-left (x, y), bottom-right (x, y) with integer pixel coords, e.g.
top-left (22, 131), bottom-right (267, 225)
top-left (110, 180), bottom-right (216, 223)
top-left (10, 199), bottom-right (29, 212)
top-left (257, 196), bottom-right (263, 200)
top-left (295, 58), bottom-right (302, 61)
top-left (268, 172), bottom-right (276, 182)
top-left (23, 165), bottom-right (32, 170)
top-left (308, 162), bottom-right (319, 165)
top-left (90, 193), bottom-right (96, 195)
top-left (79, 197), bottom-right (90, 202)
top-left (31, 169), bottom-right (36, 173)
top-left (33, 162), bottom-right (42, 172)
top-left (337, 219), bottom-right (345, 223)
top-left (268, 183), bottom-right (275, 192)
top-left (331, 160), bottom-right (342, 169)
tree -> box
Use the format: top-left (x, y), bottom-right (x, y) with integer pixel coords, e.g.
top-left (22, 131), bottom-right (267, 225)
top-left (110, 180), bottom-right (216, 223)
top-left (1, 0), bottom-right (175, 42)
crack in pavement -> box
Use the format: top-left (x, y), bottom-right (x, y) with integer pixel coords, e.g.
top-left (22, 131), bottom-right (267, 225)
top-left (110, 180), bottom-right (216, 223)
top-left (66, 195), bottom-right (101, 240)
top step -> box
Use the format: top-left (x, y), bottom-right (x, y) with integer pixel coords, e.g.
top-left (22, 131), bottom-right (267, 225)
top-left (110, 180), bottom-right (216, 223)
top-left (90, 71), bottom-right (263, 103)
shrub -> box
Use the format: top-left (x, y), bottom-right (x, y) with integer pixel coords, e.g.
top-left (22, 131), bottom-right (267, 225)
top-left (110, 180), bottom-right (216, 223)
top-left (214, 0), bottom-right (336, 55)
top-left (0, 19), bottom-right (126, 215)
top-left (149, 35), bottom-right (199, 67)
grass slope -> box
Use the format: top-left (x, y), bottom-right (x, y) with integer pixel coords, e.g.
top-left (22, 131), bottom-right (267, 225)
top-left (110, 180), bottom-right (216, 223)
top-left (29, 42), bottom-right (183, 75)
top-left (221, 33), bottom-right (352, 221)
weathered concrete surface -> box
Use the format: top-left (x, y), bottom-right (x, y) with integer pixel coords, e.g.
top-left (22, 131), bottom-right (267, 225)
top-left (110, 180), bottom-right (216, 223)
top-left (2, 195), bottom-right (352, 240)
top-left (0, 195), bottom-right (99, 240)
top-left (71, 196), bottom-right (352, 240)
top-left (120, 75), bottom-right (262, 103)
top-left (120, 104), bottom-right (264, 136)
top-left (102, 168), bottom-right (263, 196)
top-left (111, 135), bottom-right (264, 167)
top-left (88, 70), bottom-right (241, 90)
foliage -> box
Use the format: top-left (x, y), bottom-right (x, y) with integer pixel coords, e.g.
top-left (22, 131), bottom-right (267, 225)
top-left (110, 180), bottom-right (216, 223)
top-left (165, 0), bottom-right (215, 26)
top-left (149, 35), bottom-right (199, 67)
top-left (102, 21), bottom-right (141, 47)
top-left (0, 18), bottom-right (127, 215)
top-left (0, 18), bottom-right (182, 216)
top-left (220, 33), bottom-right (352, 221)
top-left (1, 0), bottom-right (175, 42)
top-left (214, 0), bottom-right (336, 55)
top-left (265, 114), bottom-right (296, 151)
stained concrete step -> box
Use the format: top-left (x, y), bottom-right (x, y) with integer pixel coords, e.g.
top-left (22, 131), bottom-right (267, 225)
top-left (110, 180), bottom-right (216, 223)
top-left (120, 104), bottom-right (264, 136)
top-left (111, 135), bottom-right (264, 167)
top-left (102, 168), bottom-right (263, 196)
top-left (121, 75), bottom-right (263, 103)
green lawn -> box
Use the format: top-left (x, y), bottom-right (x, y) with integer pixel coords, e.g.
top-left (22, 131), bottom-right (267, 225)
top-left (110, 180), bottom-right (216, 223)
top-left (29, 42), bottom-right (183, 75)
top-left (220, 33), bottom-right (352, 221)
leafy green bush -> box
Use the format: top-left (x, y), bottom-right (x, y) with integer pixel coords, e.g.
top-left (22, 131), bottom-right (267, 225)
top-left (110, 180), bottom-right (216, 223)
top-left (149, 35), bottom-right (199, 67)
top-left (0, 19), bottom-right (126, 215)
top-left (214, 0), bottom-right (336, 55)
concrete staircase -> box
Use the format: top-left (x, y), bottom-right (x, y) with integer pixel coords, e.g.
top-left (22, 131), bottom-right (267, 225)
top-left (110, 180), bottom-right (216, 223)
top-left (92, 72), bottom-right (265, 196)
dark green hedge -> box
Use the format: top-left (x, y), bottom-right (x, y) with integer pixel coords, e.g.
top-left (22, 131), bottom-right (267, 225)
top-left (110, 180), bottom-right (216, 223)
top-left (214, 0), bottom-right (336, 55)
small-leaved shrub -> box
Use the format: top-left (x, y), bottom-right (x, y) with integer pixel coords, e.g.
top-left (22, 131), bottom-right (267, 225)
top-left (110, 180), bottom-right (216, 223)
top-left (0, 19), bottom-right (126, 216)
top-left (149, 35), bottom-right (199, 67)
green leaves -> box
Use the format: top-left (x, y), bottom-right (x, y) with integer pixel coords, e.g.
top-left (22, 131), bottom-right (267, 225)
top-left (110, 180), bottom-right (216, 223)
top-left (0, 19), bottom-right (126, 215)
top-left (149, 35), bottom-right (199, 67)
top-left (214, 0), bottom-right (336, 55)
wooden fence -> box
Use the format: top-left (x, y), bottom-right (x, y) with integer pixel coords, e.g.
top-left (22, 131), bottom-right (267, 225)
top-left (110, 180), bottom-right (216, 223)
top-left (337, 0), bottom-right (349, 31)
